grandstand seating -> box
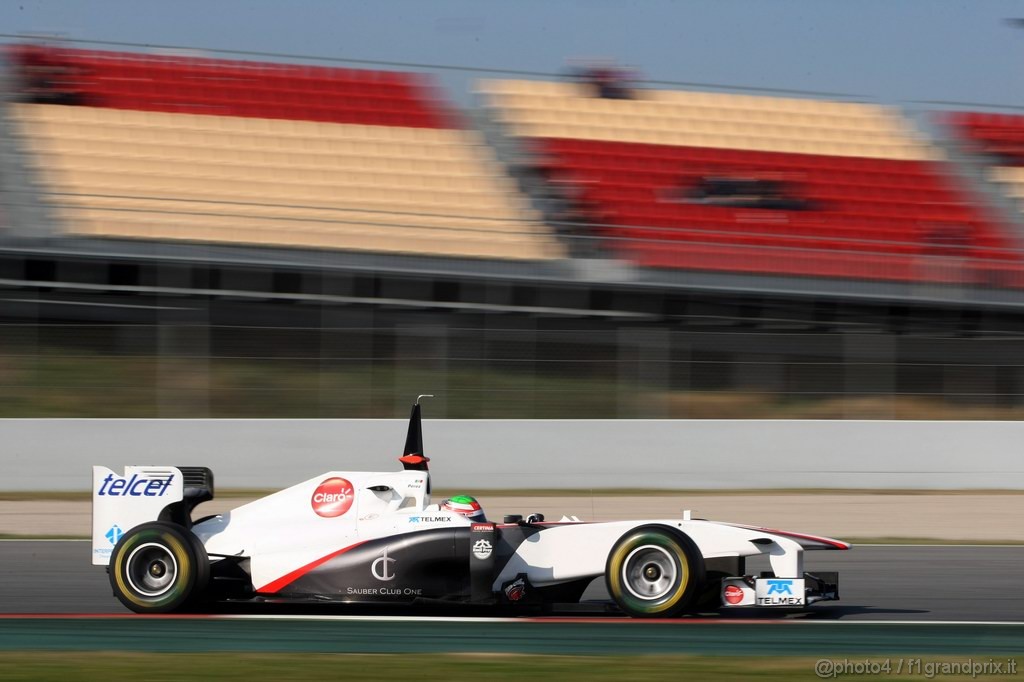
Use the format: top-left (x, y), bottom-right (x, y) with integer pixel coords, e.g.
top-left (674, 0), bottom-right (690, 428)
top-left (945, 112), bottom-right (1024, 234)
top-left (990, 166), bottom-right (1024, 201)
top-left (945, 112), bottom-right (1024, 166)
top-left (9, 46), bottom-right (560, 261)
top-left (481, 79), bottom-right (1023, 284)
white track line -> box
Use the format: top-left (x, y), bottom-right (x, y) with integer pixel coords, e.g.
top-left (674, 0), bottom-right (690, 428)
top-left (779, 620), bottom-right (1024, 626)
top-left (2, 613), bottom-right (1021, 625)
top-left (211, 614), bottom-right (1024, 625)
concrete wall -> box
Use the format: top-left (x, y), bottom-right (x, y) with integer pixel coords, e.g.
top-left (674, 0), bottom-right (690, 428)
top-left (4, 419), bottom-right (1023, 491)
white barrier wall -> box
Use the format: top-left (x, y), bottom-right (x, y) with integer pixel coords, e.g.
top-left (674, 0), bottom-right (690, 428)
top-left (3, 419), bottom-right (1023, 491)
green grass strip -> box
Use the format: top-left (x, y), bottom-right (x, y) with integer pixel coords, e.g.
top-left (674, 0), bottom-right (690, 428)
top-left (1, 652), bottom-right (1016, 682)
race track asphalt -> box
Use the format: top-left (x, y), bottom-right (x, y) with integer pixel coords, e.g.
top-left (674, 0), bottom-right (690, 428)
top-left (0, 541), bottom-right (1021, 622)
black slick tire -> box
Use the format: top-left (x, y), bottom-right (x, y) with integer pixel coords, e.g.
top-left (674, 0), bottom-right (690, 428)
top-left (108, 521), bottom-right (209, 614)
top-left (604, 525), bottom-right (704, 618)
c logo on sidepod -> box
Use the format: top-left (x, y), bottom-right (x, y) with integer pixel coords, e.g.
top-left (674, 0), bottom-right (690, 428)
top-left (311, 477), bottom-right (354, 518)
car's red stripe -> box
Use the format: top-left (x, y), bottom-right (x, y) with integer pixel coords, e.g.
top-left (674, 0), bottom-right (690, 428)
top-left (256, 540), bottom-right (368, 594)
top-left (763, 529), bottom-right (850, 549)
top-left (743, 525), bottom-right (851, 549)
top-left (721, 522), bottom-right (850, 549)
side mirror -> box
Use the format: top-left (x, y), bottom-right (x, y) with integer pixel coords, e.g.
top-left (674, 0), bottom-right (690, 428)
top-left (526, 513), bottom-right (545, 524)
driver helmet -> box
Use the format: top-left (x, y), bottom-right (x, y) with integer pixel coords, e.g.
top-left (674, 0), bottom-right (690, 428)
top-left (442, 494), bottom-right (486, 522)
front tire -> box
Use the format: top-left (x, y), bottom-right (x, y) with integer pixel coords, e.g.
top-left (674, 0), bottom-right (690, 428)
top-left (605, 525), bottom-right (704, 618)
top-left (108, 522), bottom-right (208, 613)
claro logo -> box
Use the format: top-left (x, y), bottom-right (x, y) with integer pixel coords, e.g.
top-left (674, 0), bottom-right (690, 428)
top-left (311, 477), bottom-right (354, 518)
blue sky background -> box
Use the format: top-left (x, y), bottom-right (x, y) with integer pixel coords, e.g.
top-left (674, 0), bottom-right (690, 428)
top-left (1, 0), bottom-right (1021, 108)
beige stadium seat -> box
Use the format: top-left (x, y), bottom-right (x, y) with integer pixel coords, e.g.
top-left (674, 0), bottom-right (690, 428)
top-left (479, 79), bottom-right (938, 161)
top-left (14, 103), bottom-right (563, 260)
top-left (990, 167), bottom-right (1024, 203)
top-left (44, 151), bottom-right (503, 194)
top-left (518, 109), bottom-right (916, 157)
top-left (60, 204), bottom-right (559, 261)
top-left (47, 169), bottom-right (528, 220)
top-left (990, 166), bottom-right (1024, 184)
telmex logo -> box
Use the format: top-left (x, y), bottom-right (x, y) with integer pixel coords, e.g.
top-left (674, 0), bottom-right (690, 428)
top-left (97, 473), bottom-right (174, 497)
top-left (766, 580), bottom-right (793, 595)
top-left (311, 477), bottom-right (354, 518)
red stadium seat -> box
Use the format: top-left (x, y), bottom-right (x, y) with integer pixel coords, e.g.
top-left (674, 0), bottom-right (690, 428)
top-left (537, 136), bottom-right (1020, 283)
top-left (10, 44), bottom-right (454, 129)
top-left (945, 111), bottom-right (1024, 165)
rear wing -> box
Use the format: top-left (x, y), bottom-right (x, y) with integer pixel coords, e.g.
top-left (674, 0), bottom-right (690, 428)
top-left (91, 465), bottom-right (214, 565)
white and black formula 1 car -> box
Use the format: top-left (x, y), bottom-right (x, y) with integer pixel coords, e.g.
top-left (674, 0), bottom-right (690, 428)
top-left (91, 400), bottom-right (849, 617)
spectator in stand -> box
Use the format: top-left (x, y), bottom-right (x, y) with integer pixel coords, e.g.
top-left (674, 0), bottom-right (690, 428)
top-left (662, 174), bottom-right (815, 211)
top-left (568, 59), bottom-right (637, 100)
top-left (9, 44), bottom-right (88, 106)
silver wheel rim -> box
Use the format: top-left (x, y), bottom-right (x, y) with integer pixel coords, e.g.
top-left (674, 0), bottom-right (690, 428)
top-left (622, 545), bottom-right (678, 601)
top-left (126, 542), bottom-right (178, 598)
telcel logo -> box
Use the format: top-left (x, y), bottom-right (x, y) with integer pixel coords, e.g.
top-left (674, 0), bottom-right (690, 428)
top-left (97, 473), bottom-right (174, 497)
top-left (311, 477), bottom-right (354, 518)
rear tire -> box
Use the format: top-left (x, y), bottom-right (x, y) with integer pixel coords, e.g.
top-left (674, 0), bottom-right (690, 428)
top-left (605, 525), bottom-right (704, 618)
top-left (108, 522), bottom-right (208, 613)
